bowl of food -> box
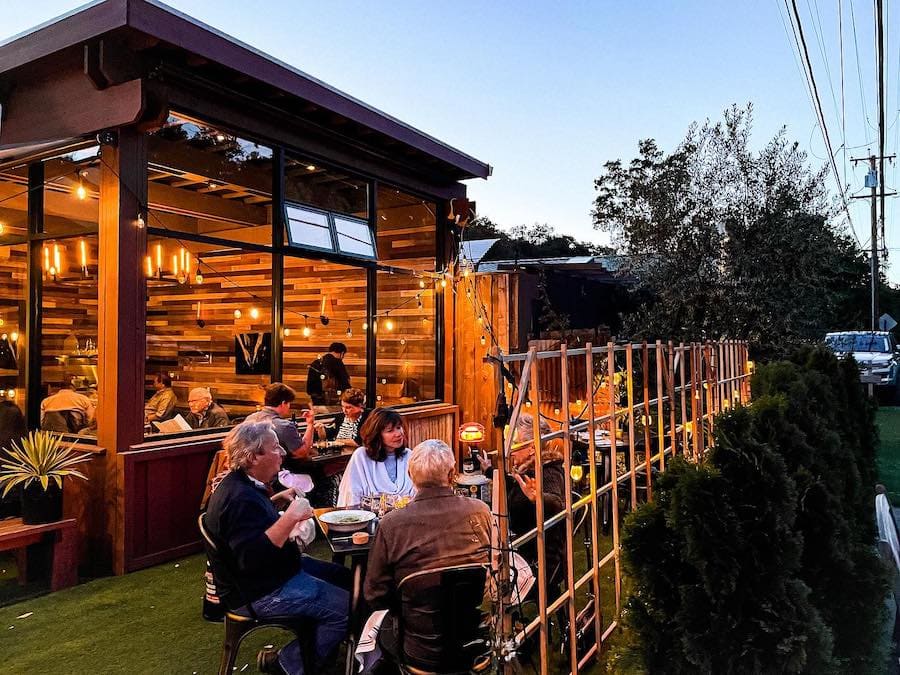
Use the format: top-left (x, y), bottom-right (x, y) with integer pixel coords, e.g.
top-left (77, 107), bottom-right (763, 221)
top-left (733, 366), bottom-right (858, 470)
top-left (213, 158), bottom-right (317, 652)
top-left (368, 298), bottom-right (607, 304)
top-left (319, 509), bottom-right (376, 533)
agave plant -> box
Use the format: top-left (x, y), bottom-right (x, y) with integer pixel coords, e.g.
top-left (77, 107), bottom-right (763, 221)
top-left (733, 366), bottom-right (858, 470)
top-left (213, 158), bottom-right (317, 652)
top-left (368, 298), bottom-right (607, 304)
top-left (0, 430), bottom-right (91, 497)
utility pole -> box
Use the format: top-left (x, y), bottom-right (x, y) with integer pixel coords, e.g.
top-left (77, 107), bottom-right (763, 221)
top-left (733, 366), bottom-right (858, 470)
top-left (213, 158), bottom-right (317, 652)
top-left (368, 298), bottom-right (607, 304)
top-left (851, 155), bottom-right (895, 329)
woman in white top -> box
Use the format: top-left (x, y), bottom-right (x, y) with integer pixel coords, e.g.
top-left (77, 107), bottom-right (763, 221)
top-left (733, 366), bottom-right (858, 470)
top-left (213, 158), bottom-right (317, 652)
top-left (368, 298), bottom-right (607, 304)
top-left (336, 407), bottom-right (415, 507)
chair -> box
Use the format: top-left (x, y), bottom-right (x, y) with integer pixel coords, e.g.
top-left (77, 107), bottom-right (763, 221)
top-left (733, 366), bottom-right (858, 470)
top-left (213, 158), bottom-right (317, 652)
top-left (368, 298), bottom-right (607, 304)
top-left (393, 563), bottom-right (492, 675)
top-left (197, 513), bottom-right (316, 675)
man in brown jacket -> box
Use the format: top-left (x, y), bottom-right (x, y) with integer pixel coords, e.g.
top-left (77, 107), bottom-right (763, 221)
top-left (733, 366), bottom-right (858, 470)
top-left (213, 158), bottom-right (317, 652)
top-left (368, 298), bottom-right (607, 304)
top-left (364, 439), bottom-right (491, 671)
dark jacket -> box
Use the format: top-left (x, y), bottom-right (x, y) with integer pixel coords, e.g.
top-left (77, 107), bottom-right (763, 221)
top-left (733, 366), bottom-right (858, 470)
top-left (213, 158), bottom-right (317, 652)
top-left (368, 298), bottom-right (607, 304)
top-left (306, 353), bottom-right (351, 406)
top-left (505, 459), bottom-right (567, 588)
top-left (325, 409), bottom-right (371, 445)
top-left (186, 402), bottom-right (230, 430)
top-left (364, 486), bottom-right (491, 668)
top-left (204, 469), bottom-right (302, 609)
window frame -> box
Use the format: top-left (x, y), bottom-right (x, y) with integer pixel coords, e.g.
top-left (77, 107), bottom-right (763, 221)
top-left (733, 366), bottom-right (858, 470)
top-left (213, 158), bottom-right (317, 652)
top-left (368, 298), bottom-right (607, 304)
top-left (284, 201), bottom-right (376, 260)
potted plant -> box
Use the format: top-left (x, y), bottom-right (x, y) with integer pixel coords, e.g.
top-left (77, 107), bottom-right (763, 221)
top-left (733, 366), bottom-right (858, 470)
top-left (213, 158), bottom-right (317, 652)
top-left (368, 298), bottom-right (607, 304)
top-left (0, 430), bottom-right (91, 524)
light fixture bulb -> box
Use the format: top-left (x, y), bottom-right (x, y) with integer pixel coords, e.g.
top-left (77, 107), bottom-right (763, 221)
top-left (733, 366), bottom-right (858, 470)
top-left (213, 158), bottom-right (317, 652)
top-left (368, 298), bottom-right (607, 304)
top-left (136, 214), bottom-right (145, 229)
top-left (0, 223), bottom-right (4, 235)
top-left (177, 272), bottom-right (187, 285)
top-left (419, 280), bottom-right (426, 289)
top-left (362, 322), bottom-right (368, 331)
top-left (0, 318), bottom-right (5, 327)
top-left (346, 327), bottom-right (353, 338)
top-left (249, 307), bottom-right (260, 320)
top-left (306, 164), bottom-right (316, 171)
top-left (302, 325), bottom-right (312, 337)
top-left (233, 309), bottom-right (242, 319)
top-left (284, 328), bottom-right (291, 337)
top-left (215, 133), bottom-right (225, 142)
top-left (195, 272), bottom-right (204, 284)
top-left (76, 184), bottom-right (87, 200)
top-left (570, 465), bottom-right (584, 482)
top-left (480, 335), bottom-right (486, 346)
top-left (6, 389), bottom-right (14, 399)
top-left (11, 332), bottom-right (19, 342)
top-left (384, 318), bottom-right (394, 331)
top-left (440, 278), bottom-right (447, 288)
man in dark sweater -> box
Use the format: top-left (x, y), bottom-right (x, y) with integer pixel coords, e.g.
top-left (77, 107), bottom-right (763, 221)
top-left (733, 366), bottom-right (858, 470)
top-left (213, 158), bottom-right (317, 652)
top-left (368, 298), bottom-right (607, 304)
top-left (306, 342), bottom-right (351, 407)
top-left (205, 420), bottom-right (350, 675)
top-left (185, 387), bottom-right (230, 430)
top-left (365, 439), bottom-right (491, 670)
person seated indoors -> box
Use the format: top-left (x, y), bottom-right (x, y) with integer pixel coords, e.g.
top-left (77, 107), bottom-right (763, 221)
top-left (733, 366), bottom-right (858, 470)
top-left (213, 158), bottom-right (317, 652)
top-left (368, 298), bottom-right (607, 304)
top-left (364, 439), bottom-right (491, 671)
top-left (306, 342), bottom-right (351, 408)
top-left (336, 408), bottom-right (415, 507)
top-left (318, 387), bottom-right (370, 448)
top-left (205, 420), bottom-right (351, 675)
top-left (144, 372), bottom-right (178, 425)
top-left (186, 387), bottom-right (230, 430)
top-left (40, 374), bottom-right (95, 432)
top-left (245, 383), bottom-right (316, 467)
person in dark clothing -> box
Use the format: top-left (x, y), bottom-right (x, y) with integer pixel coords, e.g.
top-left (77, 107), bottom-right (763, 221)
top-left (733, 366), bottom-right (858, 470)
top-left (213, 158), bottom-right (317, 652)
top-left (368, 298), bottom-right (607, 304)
top-left (306, 342), bottom-right (351, 407)
top-left (205, 420), bottom-right (350, 675)
top-left (481, 413), bottom-right (568, 590)
top-left (185, 387), bottom-right (230, 430)
top-left (0, 400), bottom-right (27, 517)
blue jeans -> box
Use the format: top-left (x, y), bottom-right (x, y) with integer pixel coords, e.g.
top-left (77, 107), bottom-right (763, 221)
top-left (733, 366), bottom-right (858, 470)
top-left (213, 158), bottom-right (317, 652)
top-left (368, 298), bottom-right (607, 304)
top-left (249, 556), bottom-right (351, 675)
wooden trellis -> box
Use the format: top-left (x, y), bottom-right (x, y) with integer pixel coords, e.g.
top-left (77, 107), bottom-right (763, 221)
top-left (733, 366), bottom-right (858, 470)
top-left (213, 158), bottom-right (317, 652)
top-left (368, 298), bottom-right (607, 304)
top-left (488, 340), bottom-right (751, 674)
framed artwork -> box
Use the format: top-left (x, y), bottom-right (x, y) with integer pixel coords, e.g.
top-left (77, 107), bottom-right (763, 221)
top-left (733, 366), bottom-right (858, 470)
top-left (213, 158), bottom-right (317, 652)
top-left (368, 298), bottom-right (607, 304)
top-left (235, 332), bottom-right (271, 375)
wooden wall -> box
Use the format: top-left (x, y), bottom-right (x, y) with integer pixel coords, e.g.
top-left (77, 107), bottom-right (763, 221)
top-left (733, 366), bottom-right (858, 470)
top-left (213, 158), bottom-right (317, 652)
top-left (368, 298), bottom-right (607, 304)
top-left (452, 273), bottom-right (517, 450)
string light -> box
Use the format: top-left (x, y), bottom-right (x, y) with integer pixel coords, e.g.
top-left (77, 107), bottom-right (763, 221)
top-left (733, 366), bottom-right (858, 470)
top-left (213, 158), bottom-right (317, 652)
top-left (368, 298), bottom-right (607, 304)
top-left (346, 322), bottom-right (353, 338)
top-left (233, 309), bottom-right (242, 319)
top-left (480, 335), bottom-right (486, 347)
top-left (195, 271), bottom-right (204, 284)
top-left (249, 307), bottom-right (260, 320)
top-left (384, 314), bottom-right (394, 331)
top-left (302, 316), bottom-right (312, 337)
top-left (75, 171), bottom-right (87, 200)
top-left (419, 279), bottom-right (426, 289)
top-left (284, 328), bottom-right (291, 337)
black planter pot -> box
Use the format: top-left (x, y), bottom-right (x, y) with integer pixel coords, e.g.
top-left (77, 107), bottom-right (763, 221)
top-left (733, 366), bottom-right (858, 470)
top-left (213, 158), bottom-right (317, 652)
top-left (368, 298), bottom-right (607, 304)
top-left (20, 482), bottom-right (63, 524)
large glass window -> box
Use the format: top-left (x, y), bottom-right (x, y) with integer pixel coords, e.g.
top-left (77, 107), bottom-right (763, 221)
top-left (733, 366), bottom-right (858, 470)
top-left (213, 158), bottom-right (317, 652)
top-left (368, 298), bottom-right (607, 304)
top-left (285, 155), bottom-right (368, 219)
top-left (40, 235), bottom-right (99, 437)
top-left (0, 243), bottom-right (26, 418)
top-left (376, 184), bottom-right (436, 272)
top-left (375, 270), bottom-right (437, 405)
top-left (147, 114), bottom-right (273, 246)
top-left (282, 256), bottom-right (368, 411)
top-left (145, 236), bottom-right (273, 433)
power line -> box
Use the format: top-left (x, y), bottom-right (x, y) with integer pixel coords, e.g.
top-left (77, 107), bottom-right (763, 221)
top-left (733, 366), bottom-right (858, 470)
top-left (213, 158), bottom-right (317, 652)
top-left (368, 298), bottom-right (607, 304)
top-left (786, 0), bottom-right (861, 247)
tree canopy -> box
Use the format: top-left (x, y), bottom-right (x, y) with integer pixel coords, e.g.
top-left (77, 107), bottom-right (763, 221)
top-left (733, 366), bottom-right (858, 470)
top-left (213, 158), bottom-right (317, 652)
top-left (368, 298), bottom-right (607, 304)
top-left (464, 217), bottom-right (612, 260)
top-left (592, 104), bottom-right (870, 357)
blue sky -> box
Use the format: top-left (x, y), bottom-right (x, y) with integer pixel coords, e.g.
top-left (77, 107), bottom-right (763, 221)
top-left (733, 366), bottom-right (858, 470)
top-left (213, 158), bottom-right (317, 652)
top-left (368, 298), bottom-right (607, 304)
top-left (4, 1), bottom-right (897, 277)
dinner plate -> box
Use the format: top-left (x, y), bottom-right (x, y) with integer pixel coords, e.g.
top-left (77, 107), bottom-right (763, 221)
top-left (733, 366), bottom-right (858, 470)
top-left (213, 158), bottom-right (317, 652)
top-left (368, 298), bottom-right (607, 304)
top-left (319, 509), bottom-right (376, 533)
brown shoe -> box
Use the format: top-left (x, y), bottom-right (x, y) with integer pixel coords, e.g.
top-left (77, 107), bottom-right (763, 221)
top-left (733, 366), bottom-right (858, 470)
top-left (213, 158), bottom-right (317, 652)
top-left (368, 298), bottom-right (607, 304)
top-left (257, 648), bottom-right (287, 675)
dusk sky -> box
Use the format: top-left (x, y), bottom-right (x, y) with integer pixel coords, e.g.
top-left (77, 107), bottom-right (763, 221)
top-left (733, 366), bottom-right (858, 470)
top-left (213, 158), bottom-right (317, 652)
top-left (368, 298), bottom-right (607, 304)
top-left (4, 1), bottom-right (897, 278)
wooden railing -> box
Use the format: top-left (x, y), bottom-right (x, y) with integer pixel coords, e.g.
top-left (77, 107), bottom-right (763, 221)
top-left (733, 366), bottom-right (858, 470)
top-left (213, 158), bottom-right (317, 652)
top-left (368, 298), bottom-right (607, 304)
top-left (489, 340), bottom-right (751, 674)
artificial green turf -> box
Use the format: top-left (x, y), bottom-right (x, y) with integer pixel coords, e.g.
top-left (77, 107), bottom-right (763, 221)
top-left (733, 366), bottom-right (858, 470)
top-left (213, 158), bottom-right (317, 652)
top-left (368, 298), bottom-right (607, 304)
top-left (0, 541), bottom-right (346, 675)
top-left (877, 406), bottom-right (900, 502)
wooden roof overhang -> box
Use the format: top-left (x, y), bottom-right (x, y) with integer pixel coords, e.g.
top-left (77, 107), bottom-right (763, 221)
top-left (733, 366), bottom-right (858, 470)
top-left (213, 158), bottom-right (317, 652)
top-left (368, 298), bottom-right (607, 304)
top-left (0, 0), bottom-right (490, 196)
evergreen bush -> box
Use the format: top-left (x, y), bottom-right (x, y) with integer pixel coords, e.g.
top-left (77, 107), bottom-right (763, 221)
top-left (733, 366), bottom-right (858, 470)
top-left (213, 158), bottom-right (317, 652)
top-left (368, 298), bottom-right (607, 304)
top-left (619, 347), bottom-right (887, 673)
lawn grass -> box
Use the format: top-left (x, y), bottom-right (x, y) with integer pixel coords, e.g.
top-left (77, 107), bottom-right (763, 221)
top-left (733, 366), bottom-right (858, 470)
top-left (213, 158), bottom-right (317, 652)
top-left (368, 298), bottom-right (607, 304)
top-left (877, 406), bottom-right (900, 502)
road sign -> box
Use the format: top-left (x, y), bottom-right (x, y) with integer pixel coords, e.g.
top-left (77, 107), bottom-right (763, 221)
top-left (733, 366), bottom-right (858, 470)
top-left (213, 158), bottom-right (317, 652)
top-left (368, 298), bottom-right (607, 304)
top-left (879, 313), bottom-right (897, 331)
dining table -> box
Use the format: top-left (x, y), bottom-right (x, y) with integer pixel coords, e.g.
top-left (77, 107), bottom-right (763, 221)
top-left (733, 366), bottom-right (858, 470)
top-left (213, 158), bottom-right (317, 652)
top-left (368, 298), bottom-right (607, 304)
top-left (313, 506), bottom-right (377, 675)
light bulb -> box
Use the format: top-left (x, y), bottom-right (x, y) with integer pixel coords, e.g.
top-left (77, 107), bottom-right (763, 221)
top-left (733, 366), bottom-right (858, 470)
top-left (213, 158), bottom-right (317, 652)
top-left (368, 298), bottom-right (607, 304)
top-left (480, 335), bottom-right (486, 346)
top-left (195, 272), bottom-right (204, 284)
top-left (306, 164), bottom-right (316, 171)
top-left (570, 465), bottom-right (584, 482)
top-left (362, 322), bottom-right (368, 331)
top-left (249, 307), bottom-right (260, 320)
top-left (233, 309), bottom-right (242, 319)
top-left (302, 325), bottom-right (311, 337)
top-left (6, 389), bottom-right (14, 399)
top-left (384, 318), bottom-right (394, 331)
top-left (10, 332), bottom-right (18, 342)
top-left (554, 407), bottom-right (560, 415)
top-left (381, 378), bottom-right (387, 384)
top-left (346, 327), bottom-right (353, 338)
top-left (419, 280), bottom-right (425, 289)
top-left (284, 328), bottom-right (291, 337)
top-left (440, 278), bottom-right (446, 288)
top-left (0, 223), bottom-right (4, 234)
top-left (0, 318), bottom-right (4, 326)
top-left (76, 184), bottom-right (87, 200)
top-left (400, 338), bottom-right (406, 345)
top-left (215, 133), bottom-right (225, 142)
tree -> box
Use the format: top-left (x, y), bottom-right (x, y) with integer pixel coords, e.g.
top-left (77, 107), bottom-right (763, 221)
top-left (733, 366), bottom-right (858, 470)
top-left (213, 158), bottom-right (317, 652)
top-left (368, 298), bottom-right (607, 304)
top-left (592, 103), bottom-right (869, 357)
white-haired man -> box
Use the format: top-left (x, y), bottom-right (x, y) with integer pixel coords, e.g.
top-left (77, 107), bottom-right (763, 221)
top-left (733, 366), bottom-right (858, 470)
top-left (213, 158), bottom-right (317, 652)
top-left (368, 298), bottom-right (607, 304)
top-left (186, 387), bottom-right (230, 429)
top-left (205, 420), bottom-right (350, 675)
top-left (364, 438), bottom-right (491, 670)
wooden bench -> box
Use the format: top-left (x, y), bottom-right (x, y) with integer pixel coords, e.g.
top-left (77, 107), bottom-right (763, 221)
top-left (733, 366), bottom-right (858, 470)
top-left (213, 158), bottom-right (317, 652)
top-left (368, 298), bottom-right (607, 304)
top-left (0, 518), bottom-right (78, 591)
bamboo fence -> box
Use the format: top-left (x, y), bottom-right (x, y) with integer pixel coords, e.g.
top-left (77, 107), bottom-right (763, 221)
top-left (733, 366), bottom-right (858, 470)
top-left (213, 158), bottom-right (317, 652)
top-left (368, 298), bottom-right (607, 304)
top-left (487, 339), bottom-right (752, 674)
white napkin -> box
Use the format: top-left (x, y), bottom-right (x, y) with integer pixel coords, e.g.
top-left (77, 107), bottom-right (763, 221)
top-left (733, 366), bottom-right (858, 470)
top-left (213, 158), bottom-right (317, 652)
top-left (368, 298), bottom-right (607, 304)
top-left (355, 610), bottom-right (389, 674)
top-left (278, 470), bottom-right (314, 494)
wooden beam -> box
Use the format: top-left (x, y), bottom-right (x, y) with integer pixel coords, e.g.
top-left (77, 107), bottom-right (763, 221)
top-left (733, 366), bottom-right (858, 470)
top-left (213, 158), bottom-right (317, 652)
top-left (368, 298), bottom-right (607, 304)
top-left (96, 129), bottom-right (147, 575)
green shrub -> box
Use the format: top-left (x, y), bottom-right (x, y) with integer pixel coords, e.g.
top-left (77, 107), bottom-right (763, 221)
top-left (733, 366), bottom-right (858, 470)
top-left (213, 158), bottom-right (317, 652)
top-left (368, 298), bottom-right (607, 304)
top-left (619, 347), bottom-right (886, 673)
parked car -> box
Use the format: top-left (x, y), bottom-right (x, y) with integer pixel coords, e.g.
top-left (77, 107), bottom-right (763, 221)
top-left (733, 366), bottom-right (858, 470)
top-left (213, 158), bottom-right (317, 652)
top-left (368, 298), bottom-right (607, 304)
top-left (825, 331), bottom-right (900, 399)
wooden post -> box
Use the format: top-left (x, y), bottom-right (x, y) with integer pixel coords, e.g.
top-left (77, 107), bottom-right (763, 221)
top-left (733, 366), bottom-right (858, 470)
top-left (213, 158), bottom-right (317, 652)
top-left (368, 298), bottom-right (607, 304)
top-left (96, 128), bottom-right (147, 575)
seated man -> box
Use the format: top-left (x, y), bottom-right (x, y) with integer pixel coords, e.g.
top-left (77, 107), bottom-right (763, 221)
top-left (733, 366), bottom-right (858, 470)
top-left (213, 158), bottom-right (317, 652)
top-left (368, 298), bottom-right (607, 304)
top-left (186, 387), bottom-right (230, 429)
top-left (245, 383), bottom-right (316, 467)
top-left (40, 374), bottom-right (95, 432)
top-left (364, 439), bottom-right (491, 671)
top-left (205, 420), bottom-right (350, 675)
top-left (144, 372), bottom-right (177, 425)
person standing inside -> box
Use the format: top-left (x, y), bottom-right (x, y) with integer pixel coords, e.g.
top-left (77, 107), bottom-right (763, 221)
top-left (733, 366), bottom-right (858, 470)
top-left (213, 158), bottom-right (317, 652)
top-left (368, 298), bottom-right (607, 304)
top-left (144, 372), bottom-right (177, 425)
top-left (306, 342), bottom-right (351, 408)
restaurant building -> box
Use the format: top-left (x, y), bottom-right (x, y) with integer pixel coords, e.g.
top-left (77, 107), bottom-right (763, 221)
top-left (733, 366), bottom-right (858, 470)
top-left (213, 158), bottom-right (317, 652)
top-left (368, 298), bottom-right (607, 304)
top-left (0, 0), bottom-right (490, 573)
